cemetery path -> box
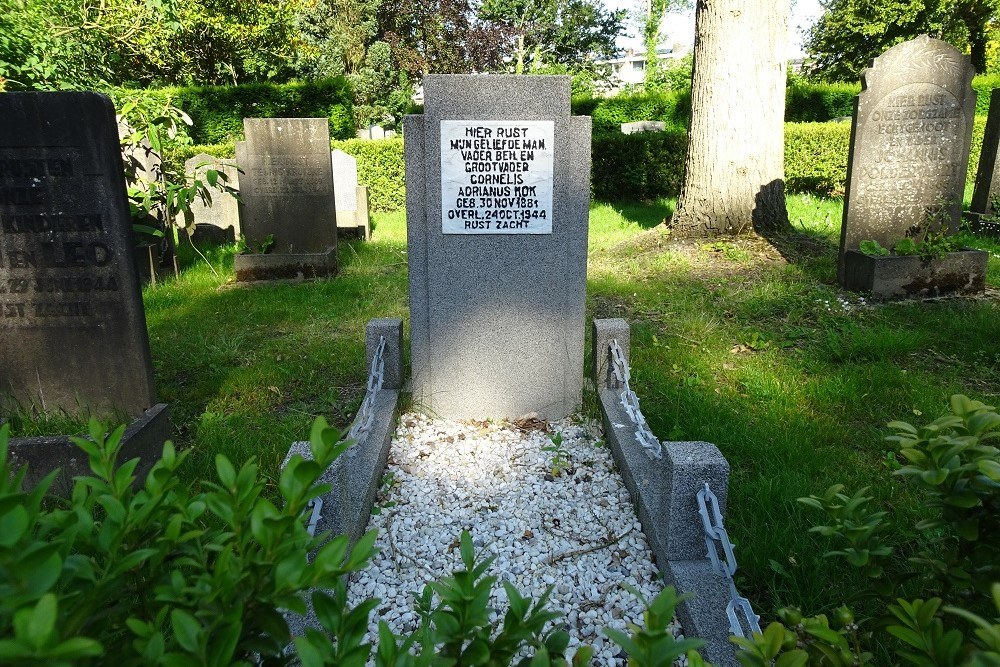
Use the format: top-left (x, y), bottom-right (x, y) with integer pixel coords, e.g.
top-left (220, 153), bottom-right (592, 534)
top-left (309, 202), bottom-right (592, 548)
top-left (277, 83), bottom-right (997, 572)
top-left (347, 413), bottom-right (681, 664)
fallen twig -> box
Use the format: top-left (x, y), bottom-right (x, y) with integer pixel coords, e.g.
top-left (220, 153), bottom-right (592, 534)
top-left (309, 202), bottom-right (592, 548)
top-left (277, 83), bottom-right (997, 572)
top-left (544, 526), bottom-right (634, 565)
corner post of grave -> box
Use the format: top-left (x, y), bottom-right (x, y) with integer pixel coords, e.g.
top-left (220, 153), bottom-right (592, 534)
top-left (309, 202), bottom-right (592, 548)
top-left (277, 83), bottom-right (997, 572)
top-left (366, 318), bottom-right (403, 391)
top-left (591, 318), bottom-right (629, 391)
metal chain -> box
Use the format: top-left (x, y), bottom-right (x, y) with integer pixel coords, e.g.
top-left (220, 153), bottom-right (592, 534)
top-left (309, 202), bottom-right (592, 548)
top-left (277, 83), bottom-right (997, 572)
top-left (608, 340), bottom-right (662, 460)
top-left (347, 335), bottom-right (386, 443)
top-left (305, 497), bottom-right (324, 537)
top-left (697, 483), bottom-right (762, 638)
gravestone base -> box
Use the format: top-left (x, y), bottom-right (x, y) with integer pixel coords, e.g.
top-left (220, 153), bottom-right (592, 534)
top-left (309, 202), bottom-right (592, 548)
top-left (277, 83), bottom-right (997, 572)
top-left (842, 248), bottom-right (988, 300)
top-left (7, 403), bottom-right (171, 495)
top-left (233, 249), bottom-right (338, 283)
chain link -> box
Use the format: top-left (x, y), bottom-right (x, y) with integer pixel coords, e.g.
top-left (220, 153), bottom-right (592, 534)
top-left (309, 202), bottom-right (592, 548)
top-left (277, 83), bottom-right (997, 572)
top-left (608, 340), bottom-right (662, 460)
top-left (305, 497), bottom-right (324, 537)
top-left (347, 335), bottom-right (386, 443)
top-left (697, 483), bottom-right (761, 638)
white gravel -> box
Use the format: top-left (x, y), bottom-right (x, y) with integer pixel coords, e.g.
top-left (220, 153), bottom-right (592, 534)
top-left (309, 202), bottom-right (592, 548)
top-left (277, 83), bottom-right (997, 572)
top-left (347, 412), bottom-right (683, 664)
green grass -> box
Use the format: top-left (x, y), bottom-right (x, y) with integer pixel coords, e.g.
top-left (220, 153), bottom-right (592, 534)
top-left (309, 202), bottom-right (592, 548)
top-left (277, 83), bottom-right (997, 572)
top-left (10, 196), bottom-right (1000, 624)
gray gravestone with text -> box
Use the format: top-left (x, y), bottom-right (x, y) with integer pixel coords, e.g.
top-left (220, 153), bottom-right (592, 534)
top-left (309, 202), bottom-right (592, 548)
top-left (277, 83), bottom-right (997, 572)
top-left (184, 153), bottom-right (240, 239)
top-left (405, 74), bottom-right (591, 419)
top-left (237, 118), bottom-right (337, 254)
top-left (838, 35), bottom-right (976, 283)
top-left (0, 92), bottom-right (157, 416)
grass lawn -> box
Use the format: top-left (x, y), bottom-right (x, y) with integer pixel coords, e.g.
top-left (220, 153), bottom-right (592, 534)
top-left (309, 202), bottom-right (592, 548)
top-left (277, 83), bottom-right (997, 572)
top-left (11, 195), bottom-right (1000, 622)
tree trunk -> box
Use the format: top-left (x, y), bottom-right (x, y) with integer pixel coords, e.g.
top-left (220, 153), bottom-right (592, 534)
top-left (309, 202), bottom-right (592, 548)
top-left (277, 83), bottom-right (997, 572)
top-left (672, 0), bottom-right (790, 236)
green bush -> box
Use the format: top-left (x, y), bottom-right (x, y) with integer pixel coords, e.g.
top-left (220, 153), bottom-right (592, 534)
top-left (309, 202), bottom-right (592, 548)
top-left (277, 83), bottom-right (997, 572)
top-left (973, 75), bottom-right (1000, 115)
top-left (0, 418), bottom-right (376, 665)
top-left (575, 91), bottom-right (691, 133)
top-left (737, 395), bottom-right (1000, 666)
top-left (591, 129), bottom-right (688, 201)
top-left (114, 77), bottom-right (356, 145)
top-left (0, 421), bottom-right (712, 666)
top-left (785, 82), bottom-right (858, 122)
top-left (784, 121), bottom-right (851, 195)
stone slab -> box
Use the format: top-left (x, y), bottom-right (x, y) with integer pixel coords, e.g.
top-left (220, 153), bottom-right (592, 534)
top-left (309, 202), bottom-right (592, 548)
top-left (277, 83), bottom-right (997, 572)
top-left (842, 248), bottom-right (988, 300)
top-left (8, 403), bottom-right (170, 495)
top-left (405, 75), bottom-right (591, 420)
top-left (331, 149), bottom-right (359, 212)
top-left (237, 118), bottom-right (338, 255)
top-left (0, 92), bottom-right (157, 416)
top-left (366, 318), bottom-right (404, 391)
top-left (593, 318), bottom-right (738, 666)
top-left (282, 320), bottom-right (402, 637)
top-left (972, 88), bottom-right (1000, 215)
top-left (838, 36), bottom-right (976, 283)
top-left (233, 248), bottom-right (337, 283)
top-left (183, 153), bottom-right (241, 240)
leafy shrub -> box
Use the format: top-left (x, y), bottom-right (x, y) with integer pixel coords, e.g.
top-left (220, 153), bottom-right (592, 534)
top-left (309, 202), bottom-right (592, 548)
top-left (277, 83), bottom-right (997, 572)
top-left (0, 420), bottom-right (714, 666)
top-left (0, 418), bottom-right (375, 665)
top-left (577, 91), bottom-right (691, 134)
top-left (737, 395), bottom-right (1000, 666)
top-left (785, 82), bottom-right (859, 122)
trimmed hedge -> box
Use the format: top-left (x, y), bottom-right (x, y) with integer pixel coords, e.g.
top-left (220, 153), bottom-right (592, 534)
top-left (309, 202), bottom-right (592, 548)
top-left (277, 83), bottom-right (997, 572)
top-left (572, 76), bottom-right (1000, 128)
top-left (574, 92), bottom-right (691, 133)
top-left (163, 116), bottom-right (990, 210)
top-left (591, 130), bottom-right (688, 201)
top-left (784, 122), bottom-right (851, 194)
top-left (118, 78), bottom-right (356, 145)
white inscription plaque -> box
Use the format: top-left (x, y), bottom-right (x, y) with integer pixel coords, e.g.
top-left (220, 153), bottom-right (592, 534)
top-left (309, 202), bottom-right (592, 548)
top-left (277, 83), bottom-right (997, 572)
top-left (441, 120), bottom-right (554, 234)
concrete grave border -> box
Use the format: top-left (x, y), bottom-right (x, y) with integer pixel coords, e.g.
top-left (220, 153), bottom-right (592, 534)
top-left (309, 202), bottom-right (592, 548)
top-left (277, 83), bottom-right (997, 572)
top-left (6, 403), bottom-right (171, 495)
top-left (282, 318), bottom-right (403, 636)
top-left (593, 318), bottom-right (740, 666)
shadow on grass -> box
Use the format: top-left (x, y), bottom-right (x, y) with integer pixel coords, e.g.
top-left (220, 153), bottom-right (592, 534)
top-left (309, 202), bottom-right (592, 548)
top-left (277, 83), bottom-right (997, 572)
top-left (596, 198), bottom-right (675, 229)
top-left (143, 233), bottom-right (410, 483)
top-left (585, 242), bottom-right (1000, 614)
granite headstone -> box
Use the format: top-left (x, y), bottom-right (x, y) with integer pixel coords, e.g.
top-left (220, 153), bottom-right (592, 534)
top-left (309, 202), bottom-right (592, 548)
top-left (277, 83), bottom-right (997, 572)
top-left (331, 149), bottom-right (370, 238)
top-left (405, 75), bottom-right (591, 420)
top-left (0, 92), bottom-right (157, 416)
top-left (838, 35), bottom-right (976, 283)
top-left (183, 153), bottom-right (241, 241)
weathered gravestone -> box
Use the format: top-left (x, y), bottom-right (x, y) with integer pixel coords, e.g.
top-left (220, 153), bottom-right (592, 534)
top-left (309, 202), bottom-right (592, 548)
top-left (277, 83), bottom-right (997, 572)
top-left (234, 119), bottom-right (338, 281)
top-left (838, 35), bottom-right (976, 284)
top-left (183, 153), bottom-right (241, 243)
top-left (0, 92), bottom-right (157, 417)
top-left (331, 149), bottom-right (370, 239)
top-left (969, 89), bottom-right (1000, 233)
top-left (405, 75), bottom-right (591, 419)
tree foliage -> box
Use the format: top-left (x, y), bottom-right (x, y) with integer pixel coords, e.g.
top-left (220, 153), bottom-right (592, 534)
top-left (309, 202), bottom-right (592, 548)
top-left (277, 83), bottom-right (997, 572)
top-left (805, 0), bottom-right (1000, 81)
top-left (0, 0), bottom-right (305, 90)
top-left (480, 0), bottom-right (626, 73)
top-left (376, 0), bottom-right (512, 77)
